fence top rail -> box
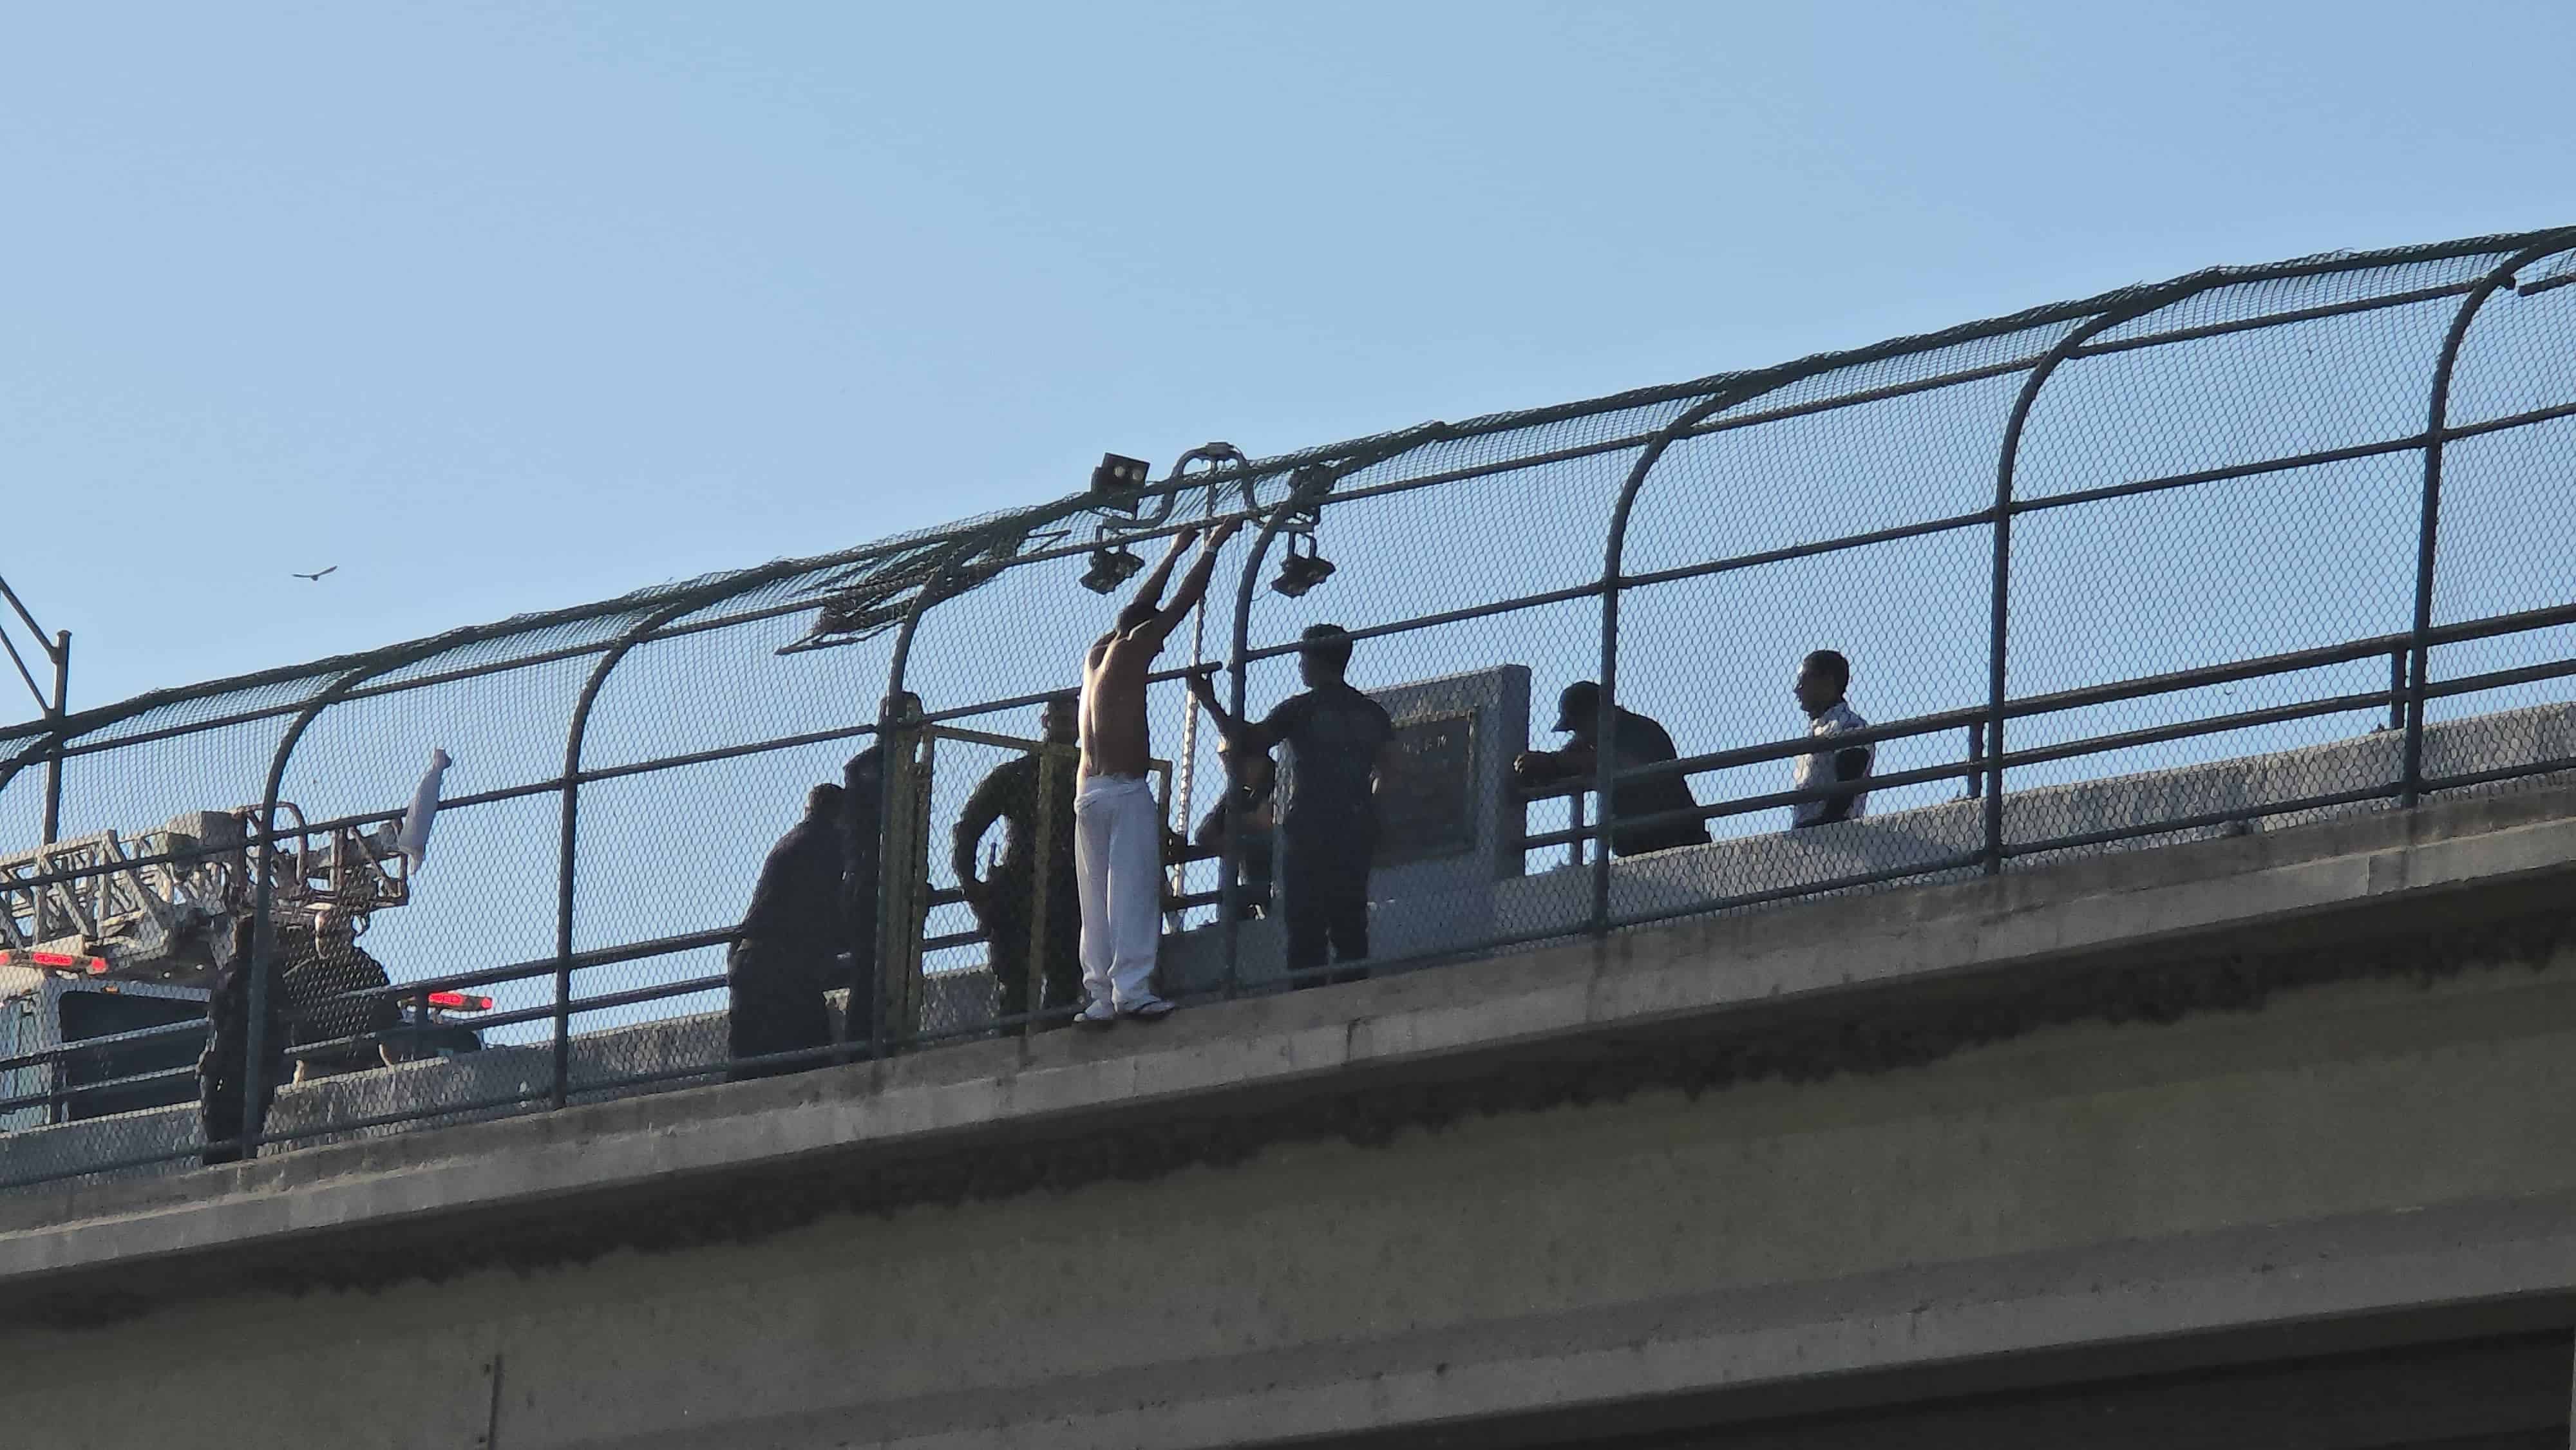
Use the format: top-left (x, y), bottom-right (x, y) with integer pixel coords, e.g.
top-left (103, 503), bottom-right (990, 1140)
top-left (1593, 598), bottom-right (2576, 787)
top-left (5, 226), bottom-right (2559, 758)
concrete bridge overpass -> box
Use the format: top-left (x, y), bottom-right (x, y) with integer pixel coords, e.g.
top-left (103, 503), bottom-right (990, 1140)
top-left (6, 775), bottom-right (2576, 1447)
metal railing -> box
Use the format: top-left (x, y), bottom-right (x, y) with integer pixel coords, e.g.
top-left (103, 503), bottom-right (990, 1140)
top-left (1, 225), bottom-right (2573, 1192)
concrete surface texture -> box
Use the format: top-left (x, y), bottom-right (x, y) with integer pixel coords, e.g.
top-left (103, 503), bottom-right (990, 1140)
top-left (2, 774), bottom-right (2575, 1447)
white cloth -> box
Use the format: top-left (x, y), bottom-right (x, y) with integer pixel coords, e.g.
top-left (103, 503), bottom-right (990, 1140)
top-left (1074, 775), bottom-right (1163, 1008)
top-left (1791, 702), bottom-right (1872, 827)
top-left (397, 748), bottom-right (453, 872)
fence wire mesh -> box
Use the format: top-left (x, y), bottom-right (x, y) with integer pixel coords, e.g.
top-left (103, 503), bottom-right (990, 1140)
top-left (4, 227), bottom-right (2575, 1192)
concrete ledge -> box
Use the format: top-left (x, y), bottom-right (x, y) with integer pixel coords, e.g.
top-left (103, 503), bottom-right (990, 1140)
top-left (719, 1188), bottom-right (2576, 1450)
top-left (4, 781), bottom-right (2575, 1305)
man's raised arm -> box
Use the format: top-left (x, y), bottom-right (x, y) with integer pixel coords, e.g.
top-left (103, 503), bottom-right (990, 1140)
top-left (1186, 666), bottom-right (1271, 754)
top-left (1142, 519), bottom-right (1243, 641)
top-left (1123, 527), bottom-right (1199, 617)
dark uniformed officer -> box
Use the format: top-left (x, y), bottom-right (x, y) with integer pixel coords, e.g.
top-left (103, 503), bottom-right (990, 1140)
top-left (729, 782), bottom-right (846, 1081)
top-left (951, 694), bottom-right (1083, 1025)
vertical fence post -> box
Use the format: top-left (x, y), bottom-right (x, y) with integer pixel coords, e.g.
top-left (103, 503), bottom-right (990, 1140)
top-left (555, 607), bottom-right (686, 1107)
top-left (1596, 379), bottom-right (1814, 933)
top-left (1219, 524), bottom-right (1262, 999)
top-left (873, 551), bottom-right (967, 1058)
top-left (1223, 461), bottom-right (1347, 995)
top-left (1982, 288), bottom-right (2207, 872)
top-left (1027, 744), bottom-right (1063, 1037)
top-left (2403, 236), bottom-right (2576, 805)
top-left (39, 632), bottom-right (67, 845)
top-left (240, 663), bottom-right (393, 1161)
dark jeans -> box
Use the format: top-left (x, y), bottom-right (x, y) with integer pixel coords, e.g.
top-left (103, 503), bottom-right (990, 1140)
top-left (728, 938), bottom-right (832, 1081)
top-left (1278, 827), bottom-right (1372, 983)
top-left (980, 873), bottom-right (1083, 1024)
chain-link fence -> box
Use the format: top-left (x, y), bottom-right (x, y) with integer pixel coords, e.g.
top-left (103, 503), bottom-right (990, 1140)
top-left (4, 227), bottom-right (2574, 1192)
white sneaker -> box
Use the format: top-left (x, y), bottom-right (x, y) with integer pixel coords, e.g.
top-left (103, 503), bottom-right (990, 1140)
top-left (1074, 997), bottom-right (1117, 1030)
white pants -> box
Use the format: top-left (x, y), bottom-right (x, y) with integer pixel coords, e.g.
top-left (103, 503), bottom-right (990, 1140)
top-left (1074, 775), bottom-right (1162, 1007)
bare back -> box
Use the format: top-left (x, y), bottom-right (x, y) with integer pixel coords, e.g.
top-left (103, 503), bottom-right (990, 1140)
top-left (1079, 630), bottom-right (1159, 778)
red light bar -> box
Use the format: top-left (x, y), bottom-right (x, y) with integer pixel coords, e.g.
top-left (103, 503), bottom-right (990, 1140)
top-left (1, 950), bottom-right (112, 974)
top-left (425, 990), bottom-right (492, 1012)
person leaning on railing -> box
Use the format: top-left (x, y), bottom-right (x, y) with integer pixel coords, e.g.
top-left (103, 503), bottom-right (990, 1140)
top-left (1514, 682), bottom-right (1710, 857)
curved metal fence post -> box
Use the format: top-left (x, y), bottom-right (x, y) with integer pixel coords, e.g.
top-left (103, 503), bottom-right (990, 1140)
top-left (1980, 281), bottom-right (2234, 872)
top-left (1220, 467), bottom-right (1338, 995)
top-left (1595, 375), bottom-right (1830, 933)
top-left (1166, 446), bottom-right (1244, 865)
top-left (238, 662), bottom-right (408, 1161)
top-left (553, 604), bottom-right (694, 1107)
top-left (1985, 317), bottom-right (2126, 870)
top-left (0, 730), bottom-right (68, 832)
top-left (872, 552), bottom-right (967, 1060)
top-left (2402, 234), bottom-right (2576, 806)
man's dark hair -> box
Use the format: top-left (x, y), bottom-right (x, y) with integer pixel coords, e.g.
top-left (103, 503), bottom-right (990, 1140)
top-left (808, 782), bottom-right (848, 815)
top-left (1300, 623), bottom-right (1355, 675)
top-left (1042, 690), bottom-right (1079, 713)
top-left (1803, 649), bottom-right (1851, 690)
top-left (1115, 599), bottom-right (1159, 634)
top-left (1555, 680), bottom-right (1602, 733)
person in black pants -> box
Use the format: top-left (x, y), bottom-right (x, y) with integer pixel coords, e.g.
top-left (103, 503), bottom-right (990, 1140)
top-left (730, 782), bottom-right (847, 1081)
top-left (1188, 625), bottom-right (1394, 985)
top-left (198, 912), bottom-right (284, 1166)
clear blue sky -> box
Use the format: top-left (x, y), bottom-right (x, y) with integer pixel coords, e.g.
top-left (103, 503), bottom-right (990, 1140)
top-left (5, 0), bottom-right (2570, 718)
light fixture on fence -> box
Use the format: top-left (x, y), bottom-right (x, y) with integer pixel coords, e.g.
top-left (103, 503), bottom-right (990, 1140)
top-left (1270, 532), bottom-right (1336, 598)
top-left (1079, 543), bottom-right (1146, 594)
top-left (1090, 452), bottom-right (1153, 512)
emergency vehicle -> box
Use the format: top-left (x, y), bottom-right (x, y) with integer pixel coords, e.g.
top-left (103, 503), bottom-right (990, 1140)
top-left (0, 804), bottom-right (487, 1130)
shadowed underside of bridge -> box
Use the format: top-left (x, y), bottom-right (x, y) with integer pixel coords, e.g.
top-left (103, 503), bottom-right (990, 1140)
top-left (6, 784), bottom-right (2576, 1449)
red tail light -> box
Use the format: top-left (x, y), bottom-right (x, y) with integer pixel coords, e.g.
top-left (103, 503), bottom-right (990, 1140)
top-left (425, 990), bottom-right (492, 1012)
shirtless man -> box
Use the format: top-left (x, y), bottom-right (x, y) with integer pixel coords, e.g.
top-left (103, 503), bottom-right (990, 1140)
top-left (1074, 518), bottom-right (1242, 1024)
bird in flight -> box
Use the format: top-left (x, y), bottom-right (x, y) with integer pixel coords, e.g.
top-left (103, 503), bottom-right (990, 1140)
top-left (292, 566), bottom-right (339, 581)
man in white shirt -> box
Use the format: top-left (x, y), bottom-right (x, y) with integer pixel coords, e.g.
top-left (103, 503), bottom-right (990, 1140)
top-left (1791, 649), bottom-right (1873, 829)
